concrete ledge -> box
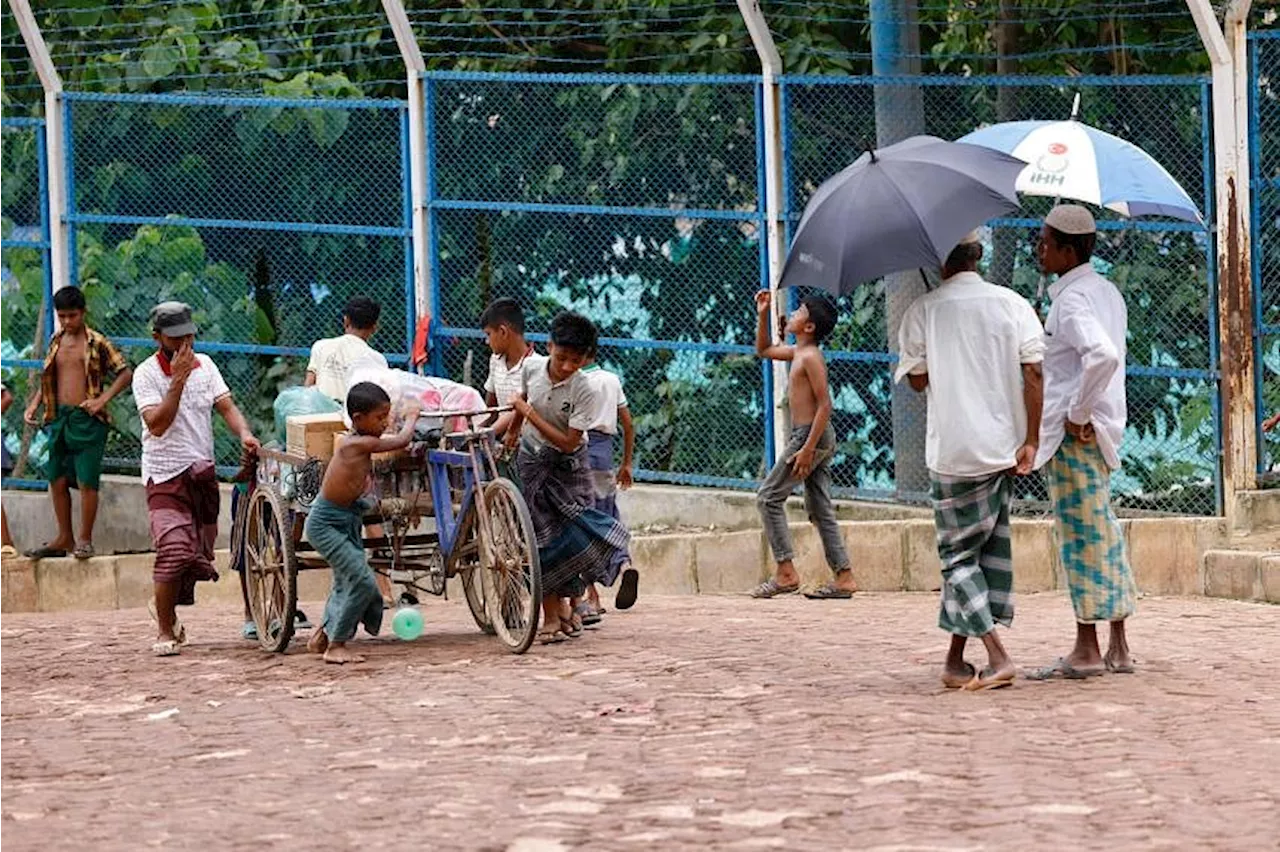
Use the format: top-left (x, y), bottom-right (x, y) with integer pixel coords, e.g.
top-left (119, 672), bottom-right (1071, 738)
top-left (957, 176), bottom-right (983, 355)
top-left (1231, 489), bottom-right (1280, 536)
top-left (3, 514), bottom-right (1248, 613)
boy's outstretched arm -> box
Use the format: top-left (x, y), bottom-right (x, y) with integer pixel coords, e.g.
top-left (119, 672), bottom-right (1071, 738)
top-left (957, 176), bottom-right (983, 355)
top-left (789, 352), bottom-right (832, 479)
top-left (343, 401), bottom-right (422, 455)
top-left (754, 290), bottom-right (793, 361)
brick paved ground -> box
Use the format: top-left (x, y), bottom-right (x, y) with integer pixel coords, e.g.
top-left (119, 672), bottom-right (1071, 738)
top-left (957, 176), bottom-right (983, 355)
top-left (3, 592), bottom-right (1278, 851)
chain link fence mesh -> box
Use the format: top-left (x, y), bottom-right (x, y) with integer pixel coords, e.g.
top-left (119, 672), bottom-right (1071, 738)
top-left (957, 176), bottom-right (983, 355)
top-left (426, 73), bottom-right (770, 488)
top-left (2, 96), bottom-right (412, 478)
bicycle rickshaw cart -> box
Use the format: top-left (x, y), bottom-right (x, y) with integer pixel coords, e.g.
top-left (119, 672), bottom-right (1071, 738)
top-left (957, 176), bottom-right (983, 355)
top-left (234, 407), bottom-right (542, 654)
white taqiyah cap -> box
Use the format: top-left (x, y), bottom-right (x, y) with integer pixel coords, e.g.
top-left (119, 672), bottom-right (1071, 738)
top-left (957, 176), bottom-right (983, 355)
top-left (1044, 204), bottom-right (1096, 235)
top-left (958, 229), bottom-right (981, 245)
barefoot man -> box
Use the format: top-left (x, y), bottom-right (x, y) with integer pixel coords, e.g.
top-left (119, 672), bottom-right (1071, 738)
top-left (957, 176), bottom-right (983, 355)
top-left (897, 231), bottom-right (1045, 690)
top-left (1027, 205), bottom-right (1137, 680)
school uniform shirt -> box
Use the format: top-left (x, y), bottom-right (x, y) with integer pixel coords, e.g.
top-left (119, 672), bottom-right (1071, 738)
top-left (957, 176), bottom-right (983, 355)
top-left (519, 359), bottom-right (593, 450)
top-left (579, 365), bottom-right (628, 435)
top-left (895, 271), bottom-right (1046, 478)
top-left (484, 346), bottom-right (547, 406)
top-left (307, 334), bottom-right (388, 402)
top-left (133, 352), bottom-right (231, 484)
top-left (1035, 263), bottom-right (1128, 471)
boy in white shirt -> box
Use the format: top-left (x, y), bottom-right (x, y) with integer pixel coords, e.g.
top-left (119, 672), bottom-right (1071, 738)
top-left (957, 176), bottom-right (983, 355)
top-left (305, 297), bottom-right (387, 402)
top-left (577, 347), bottom-right (638, 623)
top-left (479, 298), bottom-right (546, 440)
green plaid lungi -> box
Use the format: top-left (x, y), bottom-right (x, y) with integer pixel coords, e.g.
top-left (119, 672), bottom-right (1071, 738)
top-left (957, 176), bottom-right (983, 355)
top-left (1045, 433), bottom-right (1136, 623)
top-left (930, 471), bottom-right (1014, 637)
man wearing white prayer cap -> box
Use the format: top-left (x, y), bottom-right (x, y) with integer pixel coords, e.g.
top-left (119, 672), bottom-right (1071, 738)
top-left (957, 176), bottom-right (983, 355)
top-left (1028, 204), bottom-right (1137, 681)
top-left (896, 229), bottom-right (1045, 690)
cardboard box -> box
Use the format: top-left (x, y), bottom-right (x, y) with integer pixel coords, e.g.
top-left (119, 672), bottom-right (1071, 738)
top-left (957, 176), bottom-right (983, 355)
top-left (286, 412), bottom-right (346, 462)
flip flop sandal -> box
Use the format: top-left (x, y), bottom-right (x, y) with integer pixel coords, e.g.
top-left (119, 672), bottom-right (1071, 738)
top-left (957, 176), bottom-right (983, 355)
top-left (1025, 657), bottom-right (1105, 681)
top-left (561, 614), bottom-right (583, 638)
top-left (73, 542), bottom-right (95, 560)
top-left (151, 639), bottom-right (181, 657)
top-left (750, 578), bottom-right (800, 599)
top-left (294, 610), bottom-right (313, 630)
top-left (1105, 657), bottom-right (1136, 674)
top-left (537, 628), bottom-right (568, 645)
top-left (804, 583), bottom-right (854, 600)
top-left (0, 545), bottom-right (18, 559)
top-left (941, 662), bottom-right (977, 689)
top-left (242, 621), bottom-right (259, 640)
top-left (964, 666), bottom-right (1016, 691)
top-left (24, 544), bottom-right (67, 559)
top-left (615, 567), bottom-right (639, 610)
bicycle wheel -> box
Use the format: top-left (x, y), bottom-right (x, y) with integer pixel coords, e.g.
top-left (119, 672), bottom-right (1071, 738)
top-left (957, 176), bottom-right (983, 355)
top-left (480, 478), bottom-right (541, 653)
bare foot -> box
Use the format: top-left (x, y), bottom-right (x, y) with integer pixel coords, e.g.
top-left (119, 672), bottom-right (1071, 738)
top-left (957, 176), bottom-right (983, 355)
top-left (307, 629), bottom-right (330, 655)
top-left (832, 570), bottom-right (859, 593)
top-left (941, 660), bottom-right (976, 689)
top-left (324, 644), bottom-right (365, 665)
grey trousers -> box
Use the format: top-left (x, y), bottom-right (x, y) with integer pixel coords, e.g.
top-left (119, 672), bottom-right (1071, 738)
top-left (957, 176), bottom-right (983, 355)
top-left (757, 425), bottom-right (850, 573)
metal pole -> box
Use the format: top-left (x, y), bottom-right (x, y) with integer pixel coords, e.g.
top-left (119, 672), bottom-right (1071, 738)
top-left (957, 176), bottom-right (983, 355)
top-left (737, 0), bottom-right (790, 461)
top-left (8, 0), bottom-right (69, 294)
top-left (872, 0), bottom-right (928, 499)
top-left (381, 0), bottom-right (431, 362)
top-left (1187, 0), bottom-right (1255, 525)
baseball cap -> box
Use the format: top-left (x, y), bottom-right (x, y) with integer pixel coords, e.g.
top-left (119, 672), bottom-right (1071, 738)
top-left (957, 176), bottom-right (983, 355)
top-left (149, 301), bottom-right (198, 337)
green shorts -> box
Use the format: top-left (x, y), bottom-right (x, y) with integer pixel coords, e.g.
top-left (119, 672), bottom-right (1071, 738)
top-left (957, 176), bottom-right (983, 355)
top-left (46, 405), bottom-right (108, 490)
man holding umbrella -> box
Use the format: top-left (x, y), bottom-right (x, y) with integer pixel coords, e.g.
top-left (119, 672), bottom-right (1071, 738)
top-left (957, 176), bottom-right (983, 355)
top-left (1028, 205), bottom-right (1137, 680)
top-left (897, 231), bottom-right (1045, 691)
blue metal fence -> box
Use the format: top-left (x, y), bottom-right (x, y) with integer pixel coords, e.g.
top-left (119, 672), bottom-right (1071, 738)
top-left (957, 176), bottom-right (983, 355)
top-left (1, 72), bottom-right (1223, 513)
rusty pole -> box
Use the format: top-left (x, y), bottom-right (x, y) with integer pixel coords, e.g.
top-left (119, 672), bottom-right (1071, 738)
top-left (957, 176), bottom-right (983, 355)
top-left (1187, 0), bottom-right (1255, 525)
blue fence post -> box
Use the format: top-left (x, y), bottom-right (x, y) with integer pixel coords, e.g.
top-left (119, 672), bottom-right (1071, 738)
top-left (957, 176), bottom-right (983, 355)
top-left (423, 74), bottom-right (444, 378)
top-left (755, 80), bottom-right (775, 470)
top-left (1248, 37), bottom-right (1266, 480)
top-left (400, 104), bottom-right (416, 371)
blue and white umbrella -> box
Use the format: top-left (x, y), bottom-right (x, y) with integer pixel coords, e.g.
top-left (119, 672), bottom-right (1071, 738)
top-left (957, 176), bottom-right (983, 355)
top-left (958, 119), bottom-right (1202, 224)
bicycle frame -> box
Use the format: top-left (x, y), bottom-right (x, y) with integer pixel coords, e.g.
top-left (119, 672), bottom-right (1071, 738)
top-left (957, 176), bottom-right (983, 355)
top-left (424, 408), bottom-right (508, 562)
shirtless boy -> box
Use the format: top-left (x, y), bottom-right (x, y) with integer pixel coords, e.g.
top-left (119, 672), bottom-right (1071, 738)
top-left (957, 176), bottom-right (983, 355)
top-left (305, 383), bottom-right (421, 664)
top-left (24, 286), bottom-right (132, 559)
top-left (749, 290), bottom-right (857, 599)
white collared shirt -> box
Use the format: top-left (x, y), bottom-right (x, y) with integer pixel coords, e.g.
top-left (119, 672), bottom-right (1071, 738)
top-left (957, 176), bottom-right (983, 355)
top-left (895, 271), bottom-right (1045, 478)
top-left (579, 365), bottom-right (628, 435)
top-left (1034, 263), bottom-right (1128, 470)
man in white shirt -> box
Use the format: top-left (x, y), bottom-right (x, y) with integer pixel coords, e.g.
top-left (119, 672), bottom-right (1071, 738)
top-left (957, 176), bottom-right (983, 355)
top-left (134, 302), bottom-right (259, 656)
top-left (897, 231), bottom-right (1045, 691)
top-left (1027, 205), bottom-right (1137, 680)
top-left (305, 297), bottom-right (388, 402)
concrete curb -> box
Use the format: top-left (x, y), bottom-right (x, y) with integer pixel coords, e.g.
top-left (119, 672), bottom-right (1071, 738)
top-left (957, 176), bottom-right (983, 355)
top-left (3, 515), bottom-right (1250, 614)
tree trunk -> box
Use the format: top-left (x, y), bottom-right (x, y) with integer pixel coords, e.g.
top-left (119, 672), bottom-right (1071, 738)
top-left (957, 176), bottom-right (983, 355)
top-left (871, 0), bottom-right (929, 498)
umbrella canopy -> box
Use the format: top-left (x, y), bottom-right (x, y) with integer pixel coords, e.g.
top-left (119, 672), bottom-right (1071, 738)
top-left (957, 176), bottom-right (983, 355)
top-left (780, 135), bottom-right (1027, 296)
top-left (957, 120), bottom-right (1202, 224)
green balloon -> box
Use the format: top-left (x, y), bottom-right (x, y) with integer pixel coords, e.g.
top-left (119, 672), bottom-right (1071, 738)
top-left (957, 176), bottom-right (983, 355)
top-left (391, 606), bottom-right (424, 641)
